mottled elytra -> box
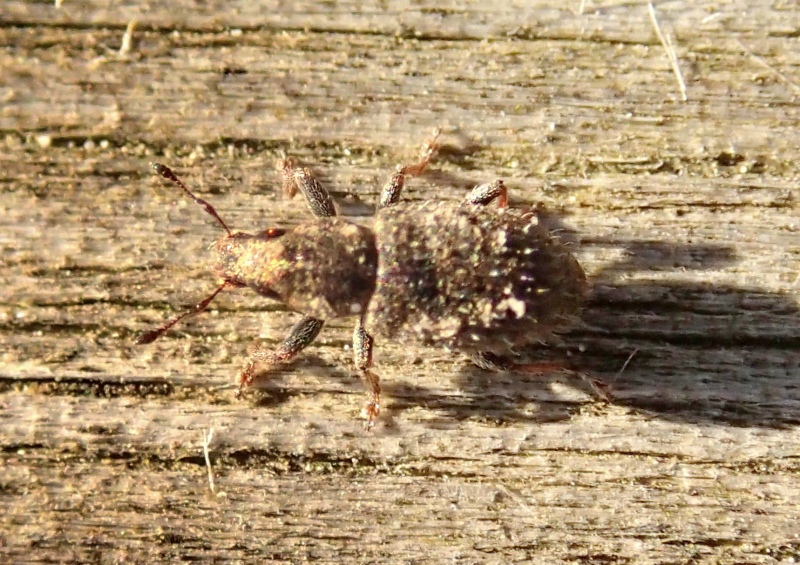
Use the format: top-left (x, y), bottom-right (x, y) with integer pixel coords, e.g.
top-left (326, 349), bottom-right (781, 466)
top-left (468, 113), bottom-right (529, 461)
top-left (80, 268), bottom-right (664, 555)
top-left (138, 131), bottom-right (590, 428)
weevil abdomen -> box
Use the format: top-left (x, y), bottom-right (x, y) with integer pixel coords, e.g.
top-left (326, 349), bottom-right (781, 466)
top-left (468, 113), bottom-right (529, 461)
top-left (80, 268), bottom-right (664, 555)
top-left (365, 201), bottom-right (588, 351)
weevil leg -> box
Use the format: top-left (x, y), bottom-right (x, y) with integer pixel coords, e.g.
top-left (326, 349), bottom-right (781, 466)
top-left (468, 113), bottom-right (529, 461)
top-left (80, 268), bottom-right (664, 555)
top-left (377, 128), bottom-right (441, 210)
top-left (353, 317), bottom-right (381, 429)
top-left (470, 352), bottom-right (612, 402)
top-left (514, 362), bottom-right (613, 402)
top-left (470, 352), bottom-right (563, 374)
top-left (464, 179), bottom-right (507, 208)
top-left (277, 158), bottom-right (337, 218)
top-left (235, 315), bottom-right (325, 398)
top-left (469, 351), bottom-right (512, 372)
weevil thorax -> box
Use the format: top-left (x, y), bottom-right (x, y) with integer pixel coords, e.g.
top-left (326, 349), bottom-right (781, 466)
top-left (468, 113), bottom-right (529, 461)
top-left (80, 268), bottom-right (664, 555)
top-left (212, 219), bottom-right (379, 320)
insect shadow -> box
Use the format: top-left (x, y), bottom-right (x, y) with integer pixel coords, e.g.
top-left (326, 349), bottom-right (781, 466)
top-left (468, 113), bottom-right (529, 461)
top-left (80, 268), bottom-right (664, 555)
top-left (248, 354), bottom-right (355, 408)
top-left (382, 205), bottom-right (800, 430)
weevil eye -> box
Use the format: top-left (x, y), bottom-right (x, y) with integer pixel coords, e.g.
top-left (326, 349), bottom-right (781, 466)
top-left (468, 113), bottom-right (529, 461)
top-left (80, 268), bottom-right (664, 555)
top-left (256, 227), bottom-right (286, 239)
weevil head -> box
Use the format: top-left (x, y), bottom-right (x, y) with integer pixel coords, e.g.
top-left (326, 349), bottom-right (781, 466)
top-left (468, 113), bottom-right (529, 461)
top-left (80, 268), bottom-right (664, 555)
top-left (212, 219), bottom-right (378, 319)
top-left (211, 228), bottom-right (287, 299)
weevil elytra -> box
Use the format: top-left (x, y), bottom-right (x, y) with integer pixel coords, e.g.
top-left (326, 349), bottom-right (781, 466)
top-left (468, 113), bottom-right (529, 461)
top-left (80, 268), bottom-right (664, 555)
top-left (138, 131), bottom-right (590, 427)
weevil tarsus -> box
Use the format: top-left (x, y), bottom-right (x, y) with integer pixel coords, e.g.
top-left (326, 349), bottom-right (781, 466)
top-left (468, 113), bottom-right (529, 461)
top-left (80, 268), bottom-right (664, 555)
top-left (377, 128), bottom-right (441, 210)
top-left (353, 317), bottom-right (380, 429)
top-left (235, 315), bottom-right (325, 398)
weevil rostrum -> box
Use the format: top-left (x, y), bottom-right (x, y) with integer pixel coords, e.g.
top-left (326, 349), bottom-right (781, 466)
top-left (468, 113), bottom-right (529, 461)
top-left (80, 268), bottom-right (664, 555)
top-left (137, 131), bottom-right (590, 428)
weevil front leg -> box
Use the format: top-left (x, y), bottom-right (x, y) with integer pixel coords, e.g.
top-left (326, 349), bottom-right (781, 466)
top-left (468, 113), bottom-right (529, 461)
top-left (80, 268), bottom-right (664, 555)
top-left (236, 315), bottom-right (325, 398)
top-left (277, 158), bottom-right (337, 218)
top-left (464, 179), bottom-right (507, 208)
top-left (353, 317), bottom-right (381, 429)
top-left (377, 128), bottom-right (441, 210)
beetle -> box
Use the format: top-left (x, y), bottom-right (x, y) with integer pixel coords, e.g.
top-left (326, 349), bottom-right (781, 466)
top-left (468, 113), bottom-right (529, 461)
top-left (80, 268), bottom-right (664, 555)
top-left (137, 131), bottom-right (590, 427)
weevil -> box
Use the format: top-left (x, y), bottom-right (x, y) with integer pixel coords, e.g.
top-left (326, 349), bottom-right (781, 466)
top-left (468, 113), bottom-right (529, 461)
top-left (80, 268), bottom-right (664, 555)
top-left (137, 131), bottom-right (590, 427)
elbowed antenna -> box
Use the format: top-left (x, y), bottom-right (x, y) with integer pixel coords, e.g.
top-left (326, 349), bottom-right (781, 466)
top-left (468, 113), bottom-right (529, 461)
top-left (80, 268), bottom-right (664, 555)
top-left (150, 162), bottom-right (233, 236)
top-left (136, 282), bottom-right (231, 345)
top-left (137, 164), bottom-right (236, 345)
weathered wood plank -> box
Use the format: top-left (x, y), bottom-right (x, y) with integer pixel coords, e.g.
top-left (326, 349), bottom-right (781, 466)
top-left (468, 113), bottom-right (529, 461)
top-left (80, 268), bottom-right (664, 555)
top-left (2, 1), bottom-right (800, 563)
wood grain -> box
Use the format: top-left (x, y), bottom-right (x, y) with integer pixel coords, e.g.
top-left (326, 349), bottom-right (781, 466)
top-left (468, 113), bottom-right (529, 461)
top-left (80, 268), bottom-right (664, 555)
top-left (2, 1), bottom-right (800, 563)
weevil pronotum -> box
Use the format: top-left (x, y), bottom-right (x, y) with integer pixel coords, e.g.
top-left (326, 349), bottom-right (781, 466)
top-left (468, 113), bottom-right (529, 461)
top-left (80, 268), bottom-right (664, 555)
top-left (138, 131), bottom-right (592, 427)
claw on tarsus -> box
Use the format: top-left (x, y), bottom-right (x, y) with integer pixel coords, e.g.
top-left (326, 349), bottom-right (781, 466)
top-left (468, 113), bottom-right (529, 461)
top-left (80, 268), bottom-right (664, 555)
top-left (363, 402), bottom-right (380, 430)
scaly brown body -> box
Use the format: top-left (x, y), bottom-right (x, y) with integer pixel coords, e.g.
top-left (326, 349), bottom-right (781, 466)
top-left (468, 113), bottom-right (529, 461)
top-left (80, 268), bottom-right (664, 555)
top-left (138, 131), bottom-right (590, 428)
top-left (368, 202), bottom-right (586, 350)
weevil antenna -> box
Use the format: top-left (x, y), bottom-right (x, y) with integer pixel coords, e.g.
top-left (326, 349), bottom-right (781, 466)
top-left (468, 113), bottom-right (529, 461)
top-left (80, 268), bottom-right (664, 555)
top-left (136, 282), bottom-right (230, 345)
top-left (150, 162), bottom-right (233, 236)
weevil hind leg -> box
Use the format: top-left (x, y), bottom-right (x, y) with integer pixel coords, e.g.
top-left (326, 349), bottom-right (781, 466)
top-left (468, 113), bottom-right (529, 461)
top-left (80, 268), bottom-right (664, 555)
top-left (377, 128), bottom-right (441, 210)
top-left (470, 352), bottom-right (613, 402)
top-left (236, 315), bottom-right (325, 398)
top-left (353, 317), bottom-right (381, 429)
top-left (515, 362), bottom-right (613, 402)
top-left (277, 158), bottom-right (337, 218)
